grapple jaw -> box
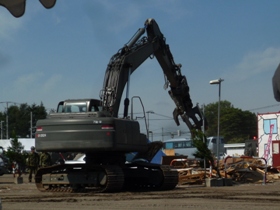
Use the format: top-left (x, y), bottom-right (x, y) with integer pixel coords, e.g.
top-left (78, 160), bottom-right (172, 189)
top-left (173, 104), bottom-right (207, 134)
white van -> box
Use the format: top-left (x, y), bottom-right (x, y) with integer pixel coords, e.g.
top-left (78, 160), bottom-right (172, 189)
top-left (207, 136), bottom-right (225, 157)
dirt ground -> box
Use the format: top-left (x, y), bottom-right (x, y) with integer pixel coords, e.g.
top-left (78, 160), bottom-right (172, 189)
top-left (0, 174), bottom-right (280, 210)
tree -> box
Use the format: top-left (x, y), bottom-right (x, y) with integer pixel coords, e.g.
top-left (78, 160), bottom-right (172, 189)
top-left (192, 130), bottom-right (214, 166)
top-left (2, 102), bottom-right (48, 138)
top-left (204, 100), bottom-right (257, 143)
top-left (191, 130), bottom-right (221, 177)
top-left (8, 104), bottom-right (30, 138)
top-left (4, 131), bottom-right (29, 175)
top-left (204, 101), bottom-right (233, 137)
top-left (28, 102), bottom-right (48, 138)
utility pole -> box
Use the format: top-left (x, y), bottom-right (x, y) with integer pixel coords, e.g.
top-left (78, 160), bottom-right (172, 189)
top-left (0, 101), bottom-right (20, 139)
top-left (162, 127), bottom-right (164, 142)
top-left (6, 102), bottom-right (8, 139)
top-left (146, 110), bottom-right (154, 139)
top-left (210, 78), bottom-right (224, 172)
top-left (0, 101), bottom-right (11, 139)
top-left (0, 121), bottom-right (3, 139)
top-left (30, 112), bottom-right (32, 138)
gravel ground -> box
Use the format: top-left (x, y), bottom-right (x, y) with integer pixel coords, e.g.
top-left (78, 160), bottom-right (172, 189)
top-left (1, 174), bottom-right (280, 210)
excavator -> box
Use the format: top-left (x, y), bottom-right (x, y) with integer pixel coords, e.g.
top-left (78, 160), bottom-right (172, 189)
top-left (0, 2), bottom-right (205, 192)
top-left (33, 18), bottom-right (204, 193)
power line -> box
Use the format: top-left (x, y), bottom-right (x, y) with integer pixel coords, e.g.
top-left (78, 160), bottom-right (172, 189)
top-left (152, 112), bottom-right (173, 119)
top-left (247, 104), bottom-right (280, 112)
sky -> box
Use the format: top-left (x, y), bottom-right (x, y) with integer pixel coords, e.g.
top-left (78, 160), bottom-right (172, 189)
top-left (1, 0), bottom-right (280, 140)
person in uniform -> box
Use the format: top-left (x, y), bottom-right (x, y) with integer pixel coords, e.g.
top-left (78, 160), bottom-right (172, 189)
top-left (40, 152), bottom-right (52, 167)
top-left (27, 146), bottom-right (40, 183)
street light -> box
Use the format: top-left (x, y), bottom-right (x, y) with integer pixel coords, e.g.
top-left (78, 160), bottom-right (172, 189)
top-left (210, 78), bottom-right (224, 166)
top-left (146, 110), bottom-right (154, 139)
top-left (149, 131), bottom-right (153, 141)
top-left (0, 121), bottom-right (3, 139)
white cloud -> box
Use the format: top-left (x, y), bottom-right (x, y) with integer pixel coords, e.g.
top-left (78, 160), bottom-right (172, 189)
top-left (0, 52), bottom-right (10, 67)
top-left (152, 0), bottom-right (191, 21)
top-left (51, 13), bottom-right (63, 25)
top-left (85, 0), bottom-right (140, 34)
top-left (225, 47), bottom-right (280, 81)
top-left (13, 72), bottom-right (44, 89)
top-left (85, 0), bottom-right (189, 35)
top-left (42, 74), bottom-right (63, 92)
top-left (11, 72), bottom-right (62, 94)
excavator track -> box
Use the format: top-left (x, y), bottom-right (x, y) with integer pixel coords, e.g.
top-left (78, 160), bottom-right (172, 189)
top-left (123, 162), bottom-right (178, 191)
top-left (35, 163), bottom-right (178, 193)
top-left (159, 165), bottom-right (179, 190)
top-left (35, 164), bottom-right (124, 193)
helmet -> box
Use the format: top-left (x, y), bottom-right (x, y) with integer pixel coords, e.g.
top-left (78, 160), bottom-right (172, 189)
top-left (31, 146), bottom-right (35, 150)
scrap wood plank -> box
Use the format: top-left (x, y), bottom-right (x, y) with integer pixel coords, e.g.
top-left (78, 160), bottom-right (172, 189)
top-left (179, 179), bottom-right (203, 184)
top-left (272, 174), bottom-right (280, 179)
top-left (248, 164), bottom-right (264, 170)
top-left (225, 167), bottom-right (238, 175)
top-left (234, 168), bottom-right (264, 183)
top-left (176, 168), bottom-right (193, 172)
top-left (177, 168), bottom-right (192, 177)
top-left (179, 173), bottom-right (205, 184)
top-left (219, 170), bottom-right (226, 178)
top-left (256, 168), bottom-right (265, 174)
top-left (180, 173), bottom-right (205, 180)
top-left (224, 158), bottom-right (245, 165)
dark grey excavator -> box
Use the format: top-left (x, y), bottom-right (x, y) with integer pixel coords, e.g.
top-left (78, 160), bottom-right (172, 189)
top-left (1, 3), bottom-right (206, 192)
top-left (33, 18), bottom-right (205, 193)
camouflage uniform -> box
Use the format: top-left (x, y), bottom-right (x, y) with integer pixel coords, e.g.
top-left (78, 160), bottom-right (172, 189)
top-left (40, 152), bottom-right (52, 167)
top-left (28, 147), bottom-right (40, 182)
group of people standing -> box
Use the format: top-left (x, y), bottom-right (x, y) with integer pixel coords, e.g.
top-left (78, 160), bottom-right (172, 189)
top-left (27, 146), bottom-right (51, 182)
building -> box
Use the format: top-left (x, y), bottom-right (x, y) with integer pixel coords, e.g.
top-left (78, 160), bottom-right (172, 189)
top-left (0, 138), bottom-right (35, 152)
top-left (224, 143), bottom-right (245, 157)
top-left (258, 112), bottom-right (280, 167)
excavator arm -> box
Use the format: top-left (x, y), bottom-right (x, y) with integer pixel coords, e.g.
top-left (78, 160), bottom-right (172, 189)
top-left (100, 18), bottom-right (205, 132)
top-left (1, 2), bottom-right (205, 132)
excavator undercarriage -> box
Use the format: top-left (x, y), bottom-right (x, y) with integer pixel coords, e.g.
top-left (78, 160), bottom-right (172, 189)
top-left (35, 161), bottom-right (178, 193)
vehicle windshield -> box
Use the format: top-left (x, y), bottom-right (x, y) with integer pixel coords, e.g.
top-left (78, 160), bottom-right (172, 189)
top-left (57, 102), bottom-right (87, 113)
top-left (207, 138), bottom-right (225, 145)
top-left (163, 140), bottom-right (194, 149)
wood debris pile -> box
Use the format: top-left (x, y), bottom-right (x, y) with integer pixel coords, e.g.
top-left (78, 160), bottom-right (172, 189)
top-left (168, 158), bottom-right (206, 185)
top-left (166, 156), bottom-right (280, 185)
top-left (220, 157), bottom-right (280, 184)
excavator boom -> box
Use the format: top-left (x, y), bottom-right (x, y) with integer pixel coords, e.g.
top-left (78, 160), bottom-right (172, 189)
top-left (101, 18), bottom-right (205, 132)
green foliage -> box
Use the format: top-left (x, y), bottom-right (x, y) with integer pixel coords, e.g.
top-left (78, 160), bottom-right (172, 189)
top-left (204, 100), bottom-right (257, 143)
top-left (0, 102), bottom-right (47, 138)
top-left (4, 131), bottom-right (29, 171)
top-left (227, 137), bottom-right (244, 144)
top-left (191, 130), bottom-right (214, 168)
top-left (191, 130), bottom-right (222, 177)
